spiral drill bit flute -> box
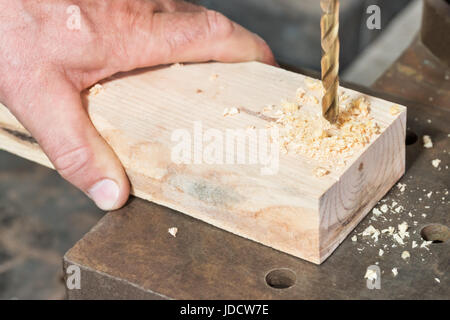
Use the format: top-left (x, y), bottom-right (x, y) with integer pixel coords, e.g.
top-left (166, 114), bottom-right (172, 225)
top-left (320, 0), bottom-right (340, 123)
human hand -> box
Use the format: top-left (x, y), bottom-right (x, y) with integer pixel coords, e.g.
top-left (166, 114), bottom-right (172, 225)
top-left (0, 0), bottom-right (276, 210)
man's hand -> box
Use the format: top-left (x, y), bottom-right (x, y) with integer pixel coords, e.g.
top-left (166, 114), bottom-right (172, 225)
top-left (0, 0), bottom-right (276, 210)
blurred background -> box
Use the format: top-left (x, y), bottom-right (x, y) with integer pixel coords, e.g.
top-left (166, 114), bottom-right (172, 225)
top-left (0, 0), bottom-right (422, 299)
top-left (195, 0), bottom-right (421, 85)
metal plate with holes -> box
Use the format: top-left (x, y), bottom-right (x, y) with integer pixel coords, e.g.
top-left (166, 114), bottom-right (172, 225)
top-left (63, 99), bottom-right (449, 299)
top-left (62, 31), bottom-right (449, 298)
top-left (63, 35), bottom-right (450, 299)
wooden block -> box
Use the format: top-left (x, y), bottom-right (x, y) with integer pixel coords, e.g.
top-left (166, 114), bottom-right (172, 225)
top-left (0, 62), bottom-right (406, 264)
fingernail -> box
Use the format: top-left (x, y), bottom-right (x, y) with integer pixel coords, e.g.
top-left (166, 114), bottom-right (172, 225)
top-left (87, 179), bottom-right (120, 211)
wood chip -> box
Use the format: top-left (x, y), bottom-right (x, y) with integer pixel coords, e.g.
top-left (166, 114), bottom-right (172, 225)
top-left (281, 100), bottom-right (299, 113)
top-left (364, 269), bottom-right (378, 281)
top-left (362, 225), bottom-right (380, 242)
top-left (393, 233), bottom-right (405, 245)
top-left (372, 208), bottom-right (382, 216)
top-left (398, 222), bottom-right (409, 239)
top-left (223, 107), bottom-right (240, 117)
top-left (171, 63), bottom-right (183, 69)
top-left (396, 183), bottom-right (406, 192)
top-left (313, 167), bottom-right (329, 177)
top-left (389, 105), bottom-right (401, 115)
top-left (431, 159), bottom-right (441, 168)
top-left (423, 135), bottom-right (433, 148)
top-left (420, 240), bottom-right (433, 250)
top-left (401, 251), bottom-right (410, 260)
top-left (168, 227), bottom-right (178, 237)
top-left (89, 84), bottom-right (104, 95)
top-left (382, 226), bottom-right (395, 235)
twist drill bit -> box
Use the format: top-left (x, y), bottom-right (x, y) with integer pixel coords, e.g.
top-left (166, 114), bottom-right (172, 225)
top-left (320, 0), bottom-right (340, 123)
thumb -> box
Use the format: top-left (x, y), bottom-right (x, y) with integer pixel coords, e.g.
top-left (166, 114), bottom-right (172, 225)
top-left (11, 79), bottom-right (130, 211)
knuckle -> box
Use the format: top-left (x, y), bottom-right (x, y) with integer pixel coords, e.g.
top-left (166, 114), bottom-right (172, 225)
top-left (205, 10), bottom-right (234, 39)
top-left (52, 145), bottom-right (93, 181)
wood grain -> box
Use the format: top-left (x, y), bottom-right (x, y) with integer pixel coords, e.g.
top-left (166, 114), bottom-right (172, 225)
top-left (0, 62), bottom-right (406, 264)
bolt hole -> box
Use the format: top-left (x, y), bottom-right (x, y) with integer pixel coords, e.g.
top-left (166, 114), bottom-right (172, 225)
top-left (265, 268), bottom-right (296, 289)
top-left (405, 130), bottom-right (418, 145)
top-left (420, 224), bottom-right (450, 243)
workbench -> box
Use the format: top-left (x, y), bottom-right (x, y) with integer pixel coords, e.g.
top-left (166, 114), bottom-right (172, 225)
top-left (60, 34), bottom-right (449, 299)
top-left (1, 1), bottom-right (449, 300)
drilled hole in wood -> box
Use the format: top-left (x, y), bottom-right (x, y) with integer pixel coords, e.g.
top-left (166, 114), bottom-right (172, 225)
top-left (420, 224), bottom-right (450, 243)
top-left (265, 268), bottom-right (296, 289)
top-left (405, 130), bottom-right (418, 145)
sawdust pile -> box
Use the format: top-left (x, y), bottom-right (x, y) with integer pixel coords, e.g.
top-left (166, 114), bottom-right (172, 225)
top-left (264, 79), bottom-right (382, 172)
top-left (353, 179), bottom-right (449, 282)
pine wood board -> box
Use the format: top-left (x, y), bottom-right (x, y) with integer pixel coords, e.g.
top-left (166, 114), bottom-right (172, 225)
top-left (0, 62), bottom-right (406, 264)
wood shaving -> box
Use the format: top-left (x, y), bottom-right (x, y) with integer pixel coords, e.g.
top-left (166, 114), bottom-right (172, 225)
top-left (89, 84), bottom-right (104, 95)
top-left (223, 107), bottom-right (240, 117)
top-left (392, 268), bottom-right (398, 277)
top-left (412, 241), bottom-right (418, 249)
top-left (398, 222), bottom-right (409, 239)
top-left (364, 269), bottom-right (378, 281)
top-left (393, 233), bottom-right (405, 245)
top-left (380, 204), bottom-right (389, 213)
top-left (431, 159), bottom-right (441, 168)
top-left (351, 235), bottom-right (357, 242)
top-left (295, 88), bottom-right (306, 104)
top-left (304, 78), bottom-right (324, 91)
top-left (420, 240), bottom-right (433, 250)
top-left (313, 167), bottom-right (329, 177)
top-left (396, 183), bottom-right (406, 193)
top-left (435, 278), bottom-right (440, 283)
top-left (262, 105), bottom-right (274, 113)
top-left (362, 225), bottom-right (380, 242)
top-left (379, 249), bottom-right (384, 256)
top-left (394, 206), bottom-right (403, 213)
top-left (265, 89), bottom-right (381, 172)
top-left (168, 227), bottom-right (178, 237)
top-left (372, 208), bottom-right (382, 216)
top-left (171, 63), bottom-right (183, 69)
top-left (423, 135), bottom-right (433, 148)
top-left (382, 226), bottom-right (395, 235)
top-left (281, 100), bottom-right (299, 113)
top-left (401, 251), bottom-right (410, 260)
top-left (389, 105), bottom-right (401, 115)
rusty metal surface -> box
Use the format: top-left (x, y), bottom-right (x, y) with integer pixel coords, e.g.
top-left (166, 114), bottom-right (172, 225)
top-left (421, 0), bottom-right (450, 67)
top-left (64, 28), bottom-right (450, 299)
top-left (373, 37), bottom-right (450, 109)
top-left (64, 38), bottom-right (450, 298)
